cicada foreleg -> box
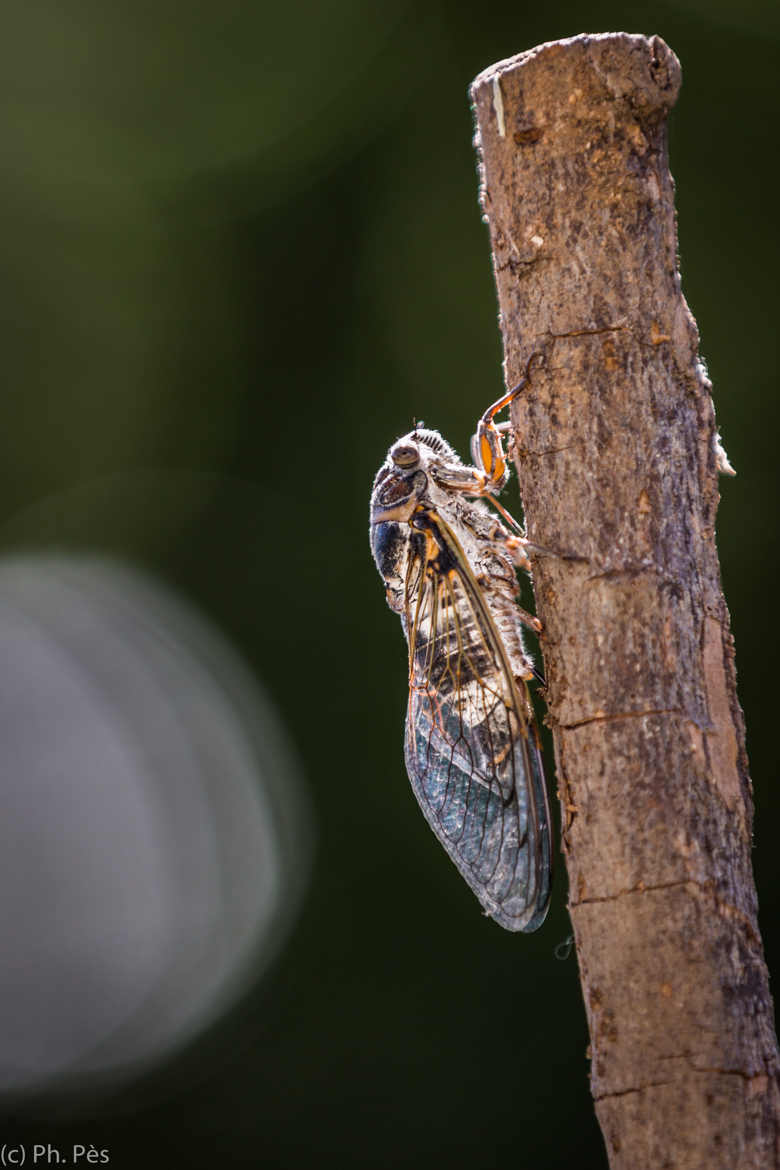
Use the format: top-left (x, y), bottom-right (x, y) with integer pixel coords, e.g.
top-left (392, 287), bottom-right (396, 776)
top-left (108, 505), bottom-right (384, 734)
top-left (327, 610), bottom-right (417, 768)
top-left (470, 351), bottom-right (545, 493)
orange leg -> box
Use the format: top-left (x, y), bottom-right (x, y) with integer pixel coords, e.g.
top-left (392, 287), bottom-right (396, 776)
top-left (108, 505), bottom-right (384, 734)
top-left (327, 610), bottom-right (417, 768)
top-left (470, 351), bottom-right (545, 488)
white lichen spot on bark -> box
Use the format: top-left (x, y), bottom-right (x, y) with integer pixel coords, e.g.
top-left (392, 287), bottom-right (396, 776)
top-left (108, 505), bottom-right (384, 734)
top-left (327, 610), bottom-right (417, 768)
top-left (492, 76), bottom-right (506, 138)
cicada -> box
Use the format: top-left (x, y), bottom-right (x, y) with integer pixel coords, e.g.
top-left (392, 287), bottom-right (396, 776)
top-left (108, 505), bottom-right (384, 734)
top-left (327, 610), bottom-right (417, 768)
top-left (369, 354), bottom-right (551, 931)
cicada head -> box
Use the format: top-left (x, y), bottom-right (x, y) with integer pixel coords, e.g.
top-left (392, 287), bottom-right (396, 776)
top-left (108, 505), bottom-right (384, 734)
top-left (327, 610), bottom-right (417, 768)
top-left (370, 428), bottom-right (457, 526)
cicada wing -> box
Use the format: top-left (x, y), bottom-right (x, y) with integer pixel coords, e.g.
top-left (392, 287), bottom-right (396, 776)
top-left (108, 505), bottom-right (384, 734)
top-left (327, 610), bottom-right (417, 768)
top-left (403, 509), bottom-right (551, 932)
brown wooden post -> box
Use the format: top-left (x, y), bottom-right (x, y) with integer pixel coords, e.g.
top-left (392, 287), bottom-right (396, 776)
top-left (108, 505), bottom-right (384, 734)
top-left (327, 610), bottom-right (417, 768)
top-left (470, 33), bottom-right (779, 1169)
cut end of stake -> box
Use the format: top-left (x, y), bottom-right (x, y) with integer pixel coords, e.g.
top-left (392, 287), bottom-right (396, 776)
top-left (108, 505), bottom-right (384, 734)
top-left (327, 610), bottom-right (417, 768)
top-left (470, 32), bottom-right (681, 111)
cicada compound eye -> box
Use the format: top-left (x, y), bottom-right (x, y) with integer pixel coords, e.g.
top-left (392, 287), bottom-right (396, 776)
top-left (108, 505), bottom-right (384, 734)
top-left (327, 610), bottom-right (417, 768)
top-left (390, 443), bottom-right (419, 470)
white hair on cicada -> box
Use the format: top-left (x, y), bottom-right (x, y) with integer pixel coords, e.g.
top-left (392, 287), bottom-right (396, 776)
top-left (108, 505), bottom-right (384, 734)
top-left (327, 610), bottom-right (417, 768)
top-left (369, 354), bottom-right (552, 931)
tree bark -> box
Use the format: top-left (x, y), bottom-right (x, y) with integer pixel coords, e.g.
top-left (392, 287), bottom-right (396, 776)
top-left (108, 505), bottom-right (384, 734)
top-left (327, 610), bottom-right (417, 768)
top-left (470, 33), bottom-right (779, 1169)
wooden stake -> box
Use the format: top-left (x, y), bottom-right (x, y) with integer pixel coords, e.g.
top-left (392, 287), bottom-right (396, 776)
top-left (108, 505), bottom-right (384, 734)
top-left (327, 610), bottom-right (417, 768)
top-left (471, 32), bottom-right (779, 1169)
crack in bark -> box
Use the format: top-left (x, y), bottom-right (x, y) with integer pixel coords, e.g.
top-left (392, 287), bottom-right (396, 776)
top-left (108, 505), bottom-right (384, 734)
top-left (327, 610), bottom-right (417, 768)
top-left (550, 323), bottom-right (628, 338)
top-left (595, 1065), bottom-right (778, 1104)
top-left (584, 561), bottom-right (690, 587)
top-left (585, 565), bottom-right (669, 583)
top-left (518, 441), bottom-right (584, 458)
top-left (594, 1078), bottom-right (674, 1102)
top-left (573, 881), bottom-right (764, 947)
top-left (571, 877), bottom-right (706, 908)
top-left (496, 256), bottom-right (551, 273)
top-left (560, 707), bottom-right (690, 730)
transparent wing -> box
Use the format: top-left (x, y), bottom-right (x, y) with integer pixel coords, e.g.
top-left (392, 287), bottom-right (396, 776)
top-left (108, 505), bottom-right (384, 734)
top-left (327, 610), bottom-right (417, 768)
top-left (403, 508), bottom-right (551, 931)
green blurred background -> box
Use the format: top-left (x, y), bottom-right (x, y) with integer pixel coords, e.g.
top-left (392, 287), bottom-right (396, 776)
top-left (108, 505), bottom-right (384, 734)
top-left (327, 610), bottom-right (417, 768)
top-left (1, 1), bottom-right (776, 1167)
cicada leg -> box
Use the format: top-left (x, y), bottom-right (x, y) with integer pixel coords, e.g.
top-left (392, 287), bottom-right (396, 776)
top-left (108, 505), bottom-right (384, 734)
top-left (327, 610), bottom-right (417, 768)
top-left (510, 602), bottom-right (542, 634)
top-left (467, 357), bottom-right (588, 566)
top-left (434, 350), bottom-right (544, 522)
top-left (470, 351), bottom-right (545, 492)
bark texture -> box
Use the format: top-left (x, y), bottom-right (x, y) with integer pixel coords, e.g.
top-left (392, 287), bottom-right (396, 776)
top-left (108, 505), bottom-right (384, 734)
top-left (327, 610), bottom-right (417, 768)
top-left (470, 33), bottom-right (779, 1169)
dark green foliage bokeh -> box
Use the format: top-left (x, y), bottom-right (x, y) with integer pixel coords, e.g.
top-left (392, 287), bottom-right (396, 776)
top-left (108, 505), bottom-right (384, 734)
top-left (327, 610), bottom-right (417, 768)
top-left (1, 2), bottom-right (777, 1167)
